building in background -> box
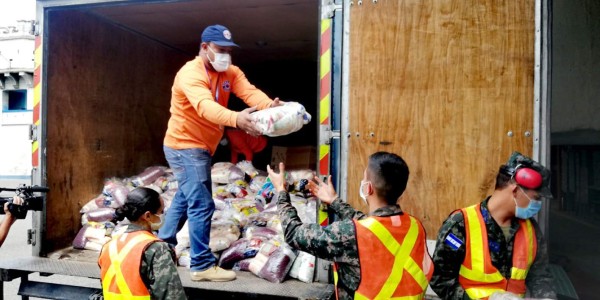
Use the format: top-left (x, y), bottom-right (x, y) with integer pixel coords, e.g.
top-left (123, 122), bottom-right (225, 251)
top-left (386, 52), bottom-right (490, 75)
top-left (0, 20), bottom-right (35, 179)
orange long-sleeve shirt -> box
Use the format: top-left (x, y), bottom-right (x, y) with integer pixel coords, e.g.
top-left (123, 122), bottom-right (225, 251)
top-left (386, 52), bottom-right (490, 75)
top-left (164, 57), bottom-right (273, 154)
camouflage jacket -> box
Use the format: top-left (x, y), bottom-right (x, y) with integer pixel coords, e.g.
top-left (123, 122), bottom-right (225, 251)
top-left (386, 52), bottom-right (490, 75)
top-left (430, 197), bottom-right (557, 300)
top-left (118, 224), bottom-right (187, 300)
top-left (277, 191), bottom-right (404, 300)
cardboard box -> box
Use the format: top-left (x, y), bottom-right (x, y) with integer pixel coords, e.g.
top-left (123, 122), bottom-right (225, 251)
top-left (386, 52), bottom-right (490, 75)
top-left (271, 146), bottom-right (317, 170)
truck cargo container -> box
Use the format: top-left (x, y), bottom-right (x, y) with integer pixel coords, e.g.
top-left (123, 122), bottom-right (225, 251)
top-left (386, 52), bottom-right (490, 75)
top-left (0, 0), bottom-right (561, 299)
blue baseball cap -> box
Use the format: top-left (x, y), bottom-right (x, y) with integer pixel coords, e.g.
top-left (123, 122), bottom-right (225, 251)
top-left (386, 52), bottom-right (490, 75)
top-left (201, 24), bottom-right (239, 47)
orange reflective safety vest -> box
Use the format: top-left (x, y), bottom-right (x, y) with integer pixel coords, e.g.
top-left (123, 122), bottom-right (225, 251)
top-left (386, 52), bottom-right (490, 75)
top-left (333, 214), bottom-right (433, 300)
top-left (458, 204), bottom-right (537, 299)
top-left (98, 231), bottom-right (159, 300)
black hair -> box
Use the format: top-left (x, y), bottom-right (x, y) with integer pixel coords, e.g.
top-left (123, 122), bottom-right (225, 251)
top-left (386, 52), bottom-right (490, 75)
top-left (495, 165), bottom-right (514, 190)
top-left (114, 187), bottom-right (161, 222)
top-left (367, 152), bottom-right (410, 205)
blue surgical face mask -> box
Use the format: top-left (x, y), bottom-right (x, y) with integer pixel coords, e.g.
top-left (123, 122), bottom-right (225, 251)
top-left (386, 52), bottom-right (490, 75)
top-left (514, 186), bottom-right (542, 219)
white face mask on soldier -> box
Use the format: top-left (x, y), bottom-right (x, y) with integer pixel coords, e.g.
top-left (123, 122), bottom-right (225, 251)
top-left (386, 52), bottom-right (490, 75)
top-left (359, 180), bottom-right (371, 205)
top-left (150, 213), bottom-right (164, 231)
top-left (207, 46), bottom-right (231, 72)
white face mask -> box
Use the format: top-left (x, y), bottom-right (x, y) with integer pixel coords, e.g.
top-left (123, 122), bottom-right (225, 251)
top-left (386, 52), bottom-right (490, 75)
top-left (150, 213), bottom-right (164, 231)
top-left (207, 46), bottom-right (231, 72)
top-left (359, 180), bottom-right (370, 205)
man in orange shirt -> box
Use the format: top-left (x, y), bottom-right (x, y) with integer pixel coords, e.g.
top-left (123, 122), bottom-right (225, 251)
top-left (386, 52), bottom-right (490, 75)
top-left (159, 24), bottom-right (281, 282)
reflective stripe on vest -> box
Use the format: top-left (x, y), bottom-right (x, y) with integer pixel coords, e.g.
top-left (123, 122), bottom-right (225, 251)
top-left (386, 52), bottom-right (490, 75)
top-left (352, 215), bottom-right (432, 300)
top-left (333, 263), bottom-right (340, 300)
top-left (506, 218), bottom-right (537, 295)
top-left (100, 231), bottom-right (158, 300)
top-left (458, 204), bottom-right (536, 299)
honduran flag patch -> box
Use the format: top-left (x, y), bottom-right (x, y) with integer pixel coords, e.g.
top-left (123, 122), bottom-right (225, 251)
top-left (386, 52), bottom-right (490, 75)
top-left (445, 233), bottom-right (463, 250)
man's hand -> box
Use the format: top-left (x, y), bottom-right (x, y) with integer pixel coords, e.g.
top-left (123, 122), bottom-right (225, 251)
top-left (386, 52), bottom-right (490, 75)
top-left (307, 175), bottom-right (338, 205)
top-left (3, 203), bottom-right (9, 218)
top-left (4, 196), bottom-right (23, 223)
top-left (270, 97), bottom-right (285, 108)
top-left (267, 162), bottom-right (287, 192)
top-left (236, 106), bottom-right (261, 136)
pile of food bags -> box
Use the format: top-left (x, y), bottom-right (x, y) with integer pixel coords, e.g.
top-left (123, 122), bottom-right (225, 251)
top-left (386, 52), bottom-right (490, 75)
top-left (74, 166), bottom-right (175, 251)
top-left (73, 161), bottom-right (319, 284)
top-left (182, 160), bottom-right (318, 283)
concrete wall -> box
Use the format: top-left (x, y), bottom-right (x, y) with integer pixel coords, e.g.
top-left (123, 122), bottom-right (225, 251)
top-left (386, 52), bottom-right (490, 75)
top-left (0, 38), bottom-right (34, 71)
top-left (0, 117), bottom-right (32, 177)
top-left (0, 21), bottom-right (34, 72)
top-left (0, 22), bottom-right (34, 179)
top-left (0, 88), bottom-right (33, 178)
top-left (551, 0), bottom-right (600, 144)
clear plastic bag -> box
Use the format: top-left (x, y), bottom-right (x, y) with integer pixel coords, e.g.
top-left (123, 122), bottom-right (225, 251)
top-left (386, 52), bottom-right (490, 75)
top-left (101, 178), bottom-right (131, 208)
top-left (236, 160), bottom-right (261, 178)
top-left (249, 176), bottom-right (267, 193)
top-left (252, 102), bottom-right (312, 137)
top-left (219, 236), bottom-right (266, 269)
top-left (131, 166), bottom-right (167, 187)
top-left (249, 239), bottom-right (297, 283)
top-left (289, 251), bottom-right (316, 283)
top-left (211, 162), bottom-right (235, 184)
top-left (209, 220), bottom-right (241, 252)
top-left (83, 207), bottom-right (115, 224)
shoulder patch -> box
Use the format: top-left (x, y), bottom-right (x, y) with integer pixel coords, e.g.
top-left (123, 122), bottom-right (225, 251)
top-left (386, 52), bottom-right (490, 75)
top-left (444, 233), bottom-right (463, 250)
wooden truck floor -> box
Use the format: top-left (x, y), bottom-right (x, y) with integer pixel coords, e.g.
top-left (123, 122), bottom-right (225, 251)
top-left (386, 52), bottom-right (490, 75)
top-left (0, 248), bottom-right (334, 300)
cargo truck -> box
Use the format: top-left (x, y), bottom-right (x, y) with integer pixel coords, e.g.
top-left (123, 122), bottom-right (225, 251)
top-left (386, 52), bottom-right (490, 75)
top-left (0, 0), bottom-right (553, 299)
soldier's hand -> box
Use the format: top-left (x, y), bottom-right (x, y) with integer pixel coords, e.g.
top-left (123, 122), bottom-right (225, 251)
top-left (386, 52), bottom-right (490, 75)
top-left (236, 106), bottom-right (261, 136)
top-left (308, 175), bottom-right (338, 205)
top-left (267, 162), bottom-right (287, 192)
top-left (12, 196), bottom-right (23, 206)
top-left (4, 196), bottom-right (22, 223)
top-left (270, 97), bottom-right (285, 107)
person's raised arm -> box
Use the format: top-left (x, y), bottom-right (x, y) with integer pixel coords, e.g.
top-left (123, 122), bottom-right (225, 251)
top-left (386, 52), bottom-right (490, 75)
top-left (268, 163), bottom-right (358, 262)
top-left (308, 176), bottom-right (367, 220)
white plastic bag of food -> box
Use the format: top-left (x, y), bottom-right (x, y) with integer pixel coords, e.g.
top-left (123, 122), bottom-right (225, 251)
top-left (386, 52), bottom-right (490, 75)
top-left (131, 166), bottom-right (167, 187)
top-left (289, 251), bottom-right (315, 283)
top-left (211, 162), bottom-right (235, 184)
top-left (248, 239), bottom-right (297, 283)
top-left (209, 220), bottom-right (241, 252)
top-left (178, 248), bottom-right (191, 268)
top-left (175, 221), bottom-right (190, 255)
top-left (236, 160), bottom-right (261, 178)
top-left (252, 102), bottom-right (311, 137)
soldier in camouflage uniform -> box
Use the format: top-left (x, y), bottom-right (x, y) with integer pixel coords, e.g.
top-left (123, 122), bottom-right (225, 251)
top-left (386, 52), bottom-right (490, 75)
top-left (98, 187), bottom-right (186, 300)
top-left (430, 152), bottom-right (557, 299)
top-left (268, 152), bottom-right (433, 300)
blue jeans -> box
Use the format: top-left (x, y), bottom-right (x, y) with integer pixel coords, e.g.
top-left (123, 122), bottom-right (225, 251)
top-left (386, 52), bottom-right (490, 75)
top-left (159, 146), bottom-right (216, 271)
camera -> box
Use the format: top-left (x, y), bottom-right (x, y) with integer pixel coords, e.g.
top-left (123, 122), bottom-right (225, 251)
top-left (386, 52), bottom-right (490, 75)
top-left (0, 185), bottom-right (49, 219)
